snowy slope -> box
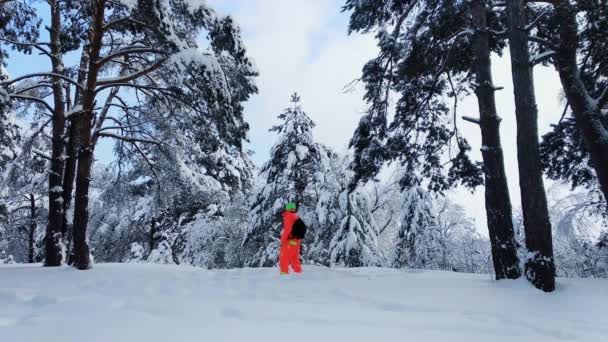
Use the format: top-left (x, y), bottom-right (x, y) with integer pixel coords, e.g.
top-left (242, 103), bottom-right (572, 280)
top-left (0, 264), bottom-right (606, 342)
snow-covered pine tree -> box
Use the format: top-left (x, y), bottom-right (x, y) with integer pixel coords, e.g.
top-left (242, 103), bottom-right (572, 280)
top-left (1, 121), bottom-right (49, 263)
top-left (393, 187), bottom-right (440, 269)
top-left (329, 187), bottom-right (385, 267)
top-left (328, 153), bottom-right (384, 268)
top-left (244, 93), bottom-right (325, 267)
top-left (305, 148), bottom-right (347, 265)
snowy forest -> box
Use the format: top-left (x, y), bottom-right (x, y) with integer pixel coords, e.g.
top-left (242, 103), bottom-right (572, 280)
top-left (0, 0), bottom-right (607, 298)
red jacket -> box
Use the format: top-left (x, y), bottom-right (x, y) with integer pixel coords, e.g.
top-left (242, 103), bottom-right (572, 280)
top-left (281, 210), bottom-right (299, 244)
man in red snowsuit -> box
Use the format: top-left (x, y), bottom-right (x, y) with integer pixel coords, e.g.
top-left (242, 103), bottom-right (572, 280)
top-left (279, 203), bottom-right (302, 275)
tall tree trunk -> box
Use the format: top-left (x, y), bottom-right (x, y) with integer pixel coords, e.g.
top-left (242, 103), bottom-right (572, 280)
top-left (469, 0), bottom-right (521, 280)
top-left (62, 44), bottom-right (90, 263)
top-left (505, 0), bottom-right (555, 292)
top-left (553, 0), bottom-right (608, 213)
top-left (72, 0), bottom-right (106, 270)
top-left (29, 193), bottom-right (36, 264)
top-left (44, 0), bottom-right (66, 267)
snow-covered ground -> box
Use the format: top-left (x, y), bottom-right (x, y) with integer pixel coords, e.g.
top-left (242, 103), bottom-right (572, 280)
top-left (1, 264), bottom-right (606, 342)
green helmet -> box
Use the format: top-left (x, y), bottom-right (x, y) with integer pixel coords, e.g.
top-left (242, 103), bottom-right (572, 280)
top-left (285, 202), bottom-right (297, 211)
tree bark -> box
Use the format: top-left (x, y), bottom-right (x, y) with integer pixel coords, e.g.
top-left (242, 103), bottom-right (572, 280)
top-left (29, 193), bottom-right (36, 264)
top-left (471, 0), bottom-right (521, 280)
top-left (505, 0), bottom-right (555, 291)
top-left (44, 0), bottom-right (66, 267)
top-left (552, 0), bottom-right (608, 214)
top-left (71, 0), bottom-right (106, 270)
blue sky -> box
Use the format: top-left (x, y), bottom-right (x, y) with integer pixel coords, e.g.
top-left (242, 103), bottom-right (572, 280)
top-left (5, 0), bottom-right (569, 234)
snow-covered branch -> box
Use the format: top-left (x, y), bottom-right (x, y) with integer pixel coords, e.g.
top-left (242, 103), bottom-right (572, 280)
top-left (530, 50), bottom-right (556, 65)
top-left (32, 149), bottom-right (52, 161)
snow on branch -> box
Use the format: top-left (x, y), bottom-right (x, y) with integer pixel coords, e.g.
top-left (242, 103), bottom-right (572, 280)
top-left (530, 50), bottom-right (556, 65)
top-left (32, 148), bottom-right (51, 161)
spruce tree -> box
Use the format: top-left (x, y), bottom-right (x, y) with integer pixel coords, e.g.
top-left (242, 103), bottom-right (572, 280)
top-left (329, 182), bottom-right (384, 267)
top-left (394, 187), bottom-right (440, 269)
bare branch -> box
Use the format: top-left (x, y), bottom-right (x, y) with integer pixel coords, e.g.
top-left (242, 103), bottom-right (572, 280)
top-left (596, 86), bottom-right (608, 108)
top-left (528, 35), bottom-right (557, 50)
top-left (3, 72), bottom-right (83, 89)
top-left (97, 59), bottom-right (166, 86)
top-left (95, 82), bottom-right (171, 94)
top-left (525, 11), bottom-right (549, 31)
top-left (0, 37), bottom-right (52, 58)
top-left (96, 47), bottom-right (165, 66)
top-left (12, 82), bottom-right (54, 95)
top-left (97, 132), bottom-right (160, 145)
top-left (462, 116), bottom-right (481, 125)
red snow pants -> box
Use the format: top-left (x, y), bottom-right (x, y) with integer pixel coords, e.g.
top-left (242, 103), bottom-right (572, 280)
top-left (279, 239), bottom-right (301, 274)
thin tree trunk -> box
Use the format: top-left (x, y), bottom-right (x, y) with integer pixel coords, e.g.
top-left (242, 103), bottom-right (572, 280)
top-left (72, 0), bottom-right (106, 270)
top-left (62, 44), bottom-right (90, 261)
top-left (44, 0), bottom-right (66, 267)
top-left (470, 0), bottom-right (521, 280)
top-left (29, 193), bottom-right (36, 264)
top-left (553, 0), bottom-right (608, 213)
top-left (505, 0), bottom-right (555, 292)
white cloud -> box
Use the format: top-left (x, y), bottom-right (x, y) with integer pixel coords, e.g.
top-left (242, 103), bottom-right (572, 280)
top-left (208, 0), bottom-right (376, 163)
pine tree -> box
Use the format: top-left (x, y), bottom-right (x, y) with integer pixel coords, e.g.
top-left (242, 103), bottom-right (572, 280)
top-left (343, 0), bottom-right (521, 280)
top-left (329, 183), bottom-right (384, 268)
